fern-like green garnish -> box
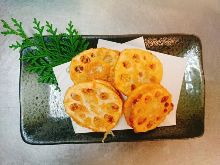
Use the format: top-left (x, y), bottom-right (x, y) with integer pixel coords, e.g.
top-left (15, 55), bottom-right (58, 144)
top-left (1, 18), bottom-right (89, 88)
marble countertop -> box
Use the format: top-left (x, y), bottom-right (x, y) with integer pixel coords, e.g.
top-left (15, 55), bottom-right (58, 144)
top-left (0, 0), bottom-right (219, 164)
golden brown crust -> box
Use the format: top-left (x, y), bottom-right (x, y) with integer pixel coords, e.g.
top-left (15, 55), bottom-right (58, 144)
top-left (69, 48), bottom-right (120, 84)
top-left (64, 81), bottom-right (123, 132)
top-left (114, 49), bottom-right (163, 96)
top-left (123, 83), bottom-right (173, 133)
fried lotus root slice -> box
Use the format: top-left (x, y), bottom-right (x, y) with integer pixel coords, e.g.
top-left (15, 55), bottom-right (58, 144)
top-left (64, 81), bottom-right (123, 132)
top-left (114, 48), bottom-right (163, 96)
top-left (70, 48), bottom-right (120, 84)
top-left (123, 83), bottom-right (174, 133)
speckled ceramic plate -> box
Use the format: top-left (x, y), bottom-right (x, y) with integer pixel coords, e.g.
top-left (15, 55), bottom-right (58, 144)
top-left (20, 34), bottom-right (204, 144)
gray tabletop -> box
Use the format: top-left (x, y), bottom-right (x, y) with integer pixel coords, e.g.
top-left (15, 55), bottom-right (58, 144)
top-left (0, 0), bottom-right (220, 164)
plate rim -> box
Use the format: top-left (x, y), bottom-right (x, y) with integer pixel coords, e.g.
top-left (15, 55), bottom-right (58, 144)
top-left (19, 34), bottom-right (205, 145)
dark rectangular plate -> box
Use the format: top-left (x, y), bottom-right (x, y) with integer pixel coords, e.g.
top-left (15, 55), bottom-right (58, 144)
top-left (20, 34), bottom-right (204, 144)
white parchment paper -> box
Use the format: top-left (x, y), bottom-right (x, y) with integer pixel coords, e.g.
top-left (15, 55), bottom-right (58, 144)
top-left (53, 37), bottom-right (186, 133)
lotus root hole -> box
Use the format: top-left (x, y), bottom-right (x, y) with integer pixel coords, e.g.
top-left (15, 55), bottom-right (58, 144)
top-left (99, 92), bottom-right (108, 100)
top-left (82, 88), bottom-right (94, 94)
top-left (138, 72), bottom-right (143, 77)
top-left (122, 61), bottom-right (130, 68)
top-left (132, 94), bottom-right (142, 105)
top-left (164, 102), bottom-right (169, 107)
top-left (104, 114), bottom-right (114, 123)
top-left (91, 53), bottom-right (95, 58)
top-left (70, 93), bottom-right (81, 101)
top-left (138, 117), bottom-right (147, 125)
top-left (131, 84), bottom-right (136, 91)
top-left (132, 54), bottom-right (140, 61)
top-left (147, 121), bottom-right (153, 128)
top-left (80, 55), bottom-right (90, 63)
top-left (170, 103), bottom-right (174, 108)
top-left (161, 96), bottom-right (169, 103)
top-left (75, 66), bottom-right (84, 73)
top-left (111, 103), bottom-right (119, 110)
top-left (144, 95), bottom-right (151, 102)
top-left (70, 103), bottom-right (80, 111)
top-left (149, 64), bottom-right (155, 69)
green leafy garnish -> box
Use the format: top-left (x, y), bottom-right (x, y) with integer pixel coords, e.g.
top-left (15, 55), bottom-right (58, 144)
top-left (1, 18), bottom-right (89, 88)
